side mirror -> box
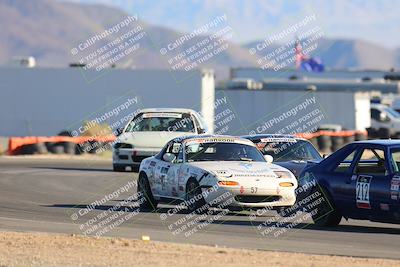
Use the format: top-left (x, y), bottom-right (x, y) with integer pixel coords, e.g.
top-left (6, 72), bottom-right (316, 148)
top-left (163, 153), bottom-right (176, 163)
top-left (197, 128), bottom-right (205, 134)
top-left (264, 155), bottom-right (273, 163)
top-left (380, 113), bottom-right (389, 122)
top-left (323, 154), bottom-right (328, 159)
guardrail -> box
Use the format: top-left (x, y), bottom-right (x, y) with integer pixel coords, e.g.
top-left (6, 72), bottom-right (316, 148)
top-left (5, 131), bottom-right (368, 155)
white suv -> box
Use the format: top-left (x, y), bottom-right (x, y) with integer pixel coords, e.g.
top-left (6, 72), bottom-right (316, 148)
top-left (112, 108), bottom-right (209, 172)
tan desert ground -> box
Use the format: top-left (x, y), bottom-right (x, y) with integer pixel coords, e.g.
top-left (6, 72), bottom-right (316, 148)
top-left (0, 231), bottom-right (399, 267)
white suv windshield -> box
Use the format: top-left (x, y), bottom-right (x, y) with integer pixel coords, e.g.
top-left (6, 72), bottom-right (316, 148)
top-left (125, 113), bottom-right (195, 132)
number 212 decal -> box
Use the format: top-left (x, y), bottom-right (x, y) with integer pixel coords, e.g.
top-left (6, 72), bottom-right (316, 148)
top-left (356, 175), bottom-right (372, 209)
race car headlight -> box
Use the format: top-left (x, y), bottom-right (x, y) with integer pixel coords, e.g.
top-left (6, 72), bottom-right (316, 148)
top-left (114, 143), bottom-right (134, 149)
top-left (273, 171), bottom-right (292, 179)
top-left (279, 182), bottom-right (295, 187)
top-left (213, 170), bottom-right (233, 178)
top-left (218, 181), bottom-right (239, 186)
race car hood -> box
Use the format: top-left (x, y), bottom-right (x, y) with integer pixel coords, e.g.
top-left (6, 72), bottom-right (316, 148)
top-left (188, 161), bottom-right (290, 179)
top-left (116, 131), bottom-right (193, 149)
top-left (275, 160), bottom-right (321, 178)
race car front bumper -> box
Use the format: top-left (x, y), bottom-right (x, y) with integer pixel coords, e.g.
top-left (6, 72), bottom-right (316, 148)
top-left (112, 147), bottom-right (160, 167)
top-left (202, 184), bottom-right (297, 210)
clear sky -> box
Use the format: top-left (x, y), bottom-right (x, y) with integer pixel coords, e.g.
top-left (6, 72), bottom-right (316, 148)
top-left (67, 0), bottom-right (400, 48)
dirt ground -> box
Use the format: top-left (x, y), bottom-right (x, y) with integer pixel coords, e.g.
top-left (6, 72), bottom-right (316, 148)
top-left (0, 231), bottom-right (399, 267)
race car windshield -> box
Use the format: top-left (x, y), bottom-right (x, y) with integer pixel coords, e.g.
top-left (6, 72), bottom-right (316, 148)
top-left (185, 142), bottom-right (265, 162)
top-left (125, 113), bottom-right (195, 132)
top-left (257, 140), bottom-right (321, 162)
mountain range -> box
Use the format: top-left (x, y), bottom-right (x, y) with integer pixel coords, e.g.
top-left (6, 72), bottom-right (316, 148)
top-left (0, 0), bottom-right (399, 80)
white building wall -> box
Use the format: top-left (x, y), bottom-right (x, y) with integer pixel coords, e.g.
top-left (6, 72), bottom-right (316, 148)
top-left (0, 67), bottom-right (214, 136)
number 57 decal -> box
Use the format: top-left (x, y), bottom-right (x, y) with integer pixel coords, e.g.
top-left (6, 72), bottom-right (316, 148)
top-left (250, 187), bottom-right (258, 194)
top-left (356, 175), bottom-right (372, 209)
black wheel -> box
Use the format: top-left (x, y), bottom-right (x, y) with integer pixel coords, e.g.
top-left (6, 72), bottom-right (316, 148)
top-left (310, 187), bottom-right (341, 227)
top-left (137, 173), bottom-right (158, 211)
top-left (113, 164), bottom-right (125, 172)
top-left (185, 179), bottom-right (206, 213)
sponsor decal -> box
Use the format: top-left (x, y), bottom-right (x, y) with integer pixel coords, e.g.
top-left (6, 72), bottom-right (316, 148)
top-left (185, 137), bottom-right (250, 146)
top-left (160, 174), bottom-right (166, 190)
top-left (390, 176), bottom-right (400, 201)
top-left (142, 112), bottom-right (182, 118)
top-left (150, 161), bottom-right (156, 167)
top-left (177, 168), bottom-right (186, 184)
top-left (228, 167), bottom-right (273, 175)
top-left (240, 186), bottom-right (245, 194)
top-left (356, 175), bottom-right (372, 209)
top-left (260, 138), bottom-right (297, 143)
top-left (239, 162), bottom-right (252, 170)
top-left (380, 203), bottom-right (390, 211)
top-left (179, 185), bottom-right (185, 191)
top-left (161, 167), bottom-right (169, 174)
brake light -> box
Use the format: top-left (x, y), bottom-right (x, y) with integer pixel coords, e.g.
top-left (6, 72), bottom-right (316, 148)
top-left (218, 181), bottom-right (239, 186)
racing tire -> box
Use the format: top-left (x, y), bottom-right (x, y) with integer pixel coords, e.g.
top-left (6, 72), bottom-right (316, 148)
top-left (331, 136), bottom-right (344, 152)
top-left (185, 179), bottom-right (207, 214)
top-left (394, 133), bottom-right (400, 140)
top-left (310, 187), bottom-right (342, 227)
top-left (137, 173), bottom-right (158, 212)
top-left (309, 137), bottom-right (318, 148)
top-left (113, 164), bottom-right (126, 172)
top-left (355, 132), bottom-right (367, 141)
top-left (61, 142), bottom-right (76, 155)
top-left (50, 143), bottom-right (65, 154)
top-left (378, 128), bottom-right (391, 139)
top-left (317, 135), bottom-right (331, 153)
top-left (343, 135), bottom-right (355, 145)
top-left (366, 128), bottom-right (377, 139)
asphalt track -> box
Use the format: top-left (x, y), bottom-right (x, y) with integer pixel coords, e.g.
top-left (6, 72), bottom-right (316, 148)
top-left (0, 157), bottom-right (399, 260)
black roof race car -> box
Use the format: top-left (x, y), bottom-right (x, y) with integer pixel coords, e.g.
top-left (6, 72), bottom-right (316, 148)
top-left (242, 134), bottom-right (322, 177)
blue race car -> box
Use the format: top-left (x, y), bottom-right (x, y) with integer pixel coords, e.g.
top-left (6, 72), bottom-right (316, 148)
top-left (298, 140), bottom-right (400, 227)
top-left (242, 134), bottom-right (322, 177)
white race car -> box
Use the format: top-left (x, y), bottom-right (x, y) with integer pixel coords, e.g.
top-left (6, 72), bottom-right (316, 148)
top-left (113, 108), bottom-right (209, 172)
top-left (137, 135), bottom-right (298, 213)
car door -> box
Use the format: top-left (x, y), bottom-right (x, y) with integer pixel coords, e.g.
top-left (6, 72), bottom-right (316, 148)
top-left (387, 148), bottom-right (400, 221)
top-left (152, 141), bottom-right (173, 197)
top-left (324, 147), bottom-right (360, 214)
top-left (153, 141), bottom-right (182, 198)
top-left (344, 146), bottom-right (391, 218)
top-left (164, 142), bottom-right (184, 198)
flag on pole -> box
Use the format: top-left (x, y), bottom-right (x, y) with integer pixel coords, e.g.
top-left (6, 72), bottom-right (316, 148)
top-left (295, 39), bottom-right (324, 72)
